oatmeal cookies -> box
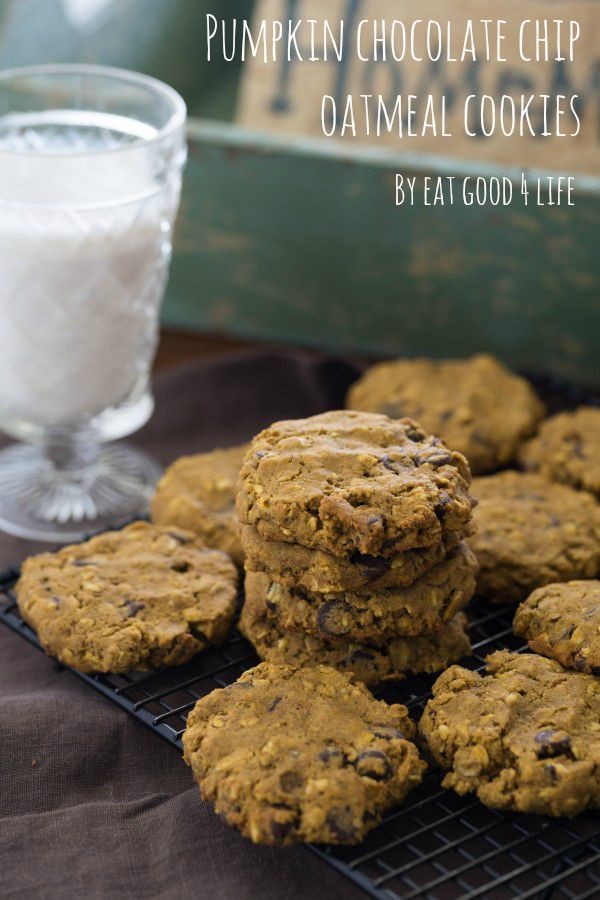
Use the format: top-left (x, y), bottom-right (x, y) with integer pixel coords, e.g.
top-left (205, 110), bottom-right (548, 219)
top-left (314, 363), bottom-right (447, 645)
top-left (470, 471), bottom-right (600, 602)
top-left (347, 354), bottom-right (544, 474)
top-left (240, 574), bottom-right (470, 687)
top-left (514, 580), bottom-right (600, 674)
top-left (240, 523), bottom-right (462, 594)
top-left (151, 444), bottom-right (248, 565)
top-left (238, 411), bottom-right (475, 684)
top-left (183, 662), bottom-right (426, 844)
top-left (249, 543), bottom-right (477, 643)
top-left (519, 407), bottom-right (600, 498)
top-left (419, 651), bottom-right (600, 816)
top-left (16, 521), bottom-right (238, 673)
top-left (236, 411), bottom-right (474, 558)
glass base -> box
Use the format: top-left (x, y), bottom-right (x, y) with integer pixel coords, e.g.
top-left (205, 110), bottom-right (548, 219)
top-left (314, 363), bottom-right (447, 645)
top-left (0, 442), bottom-right (162, 543)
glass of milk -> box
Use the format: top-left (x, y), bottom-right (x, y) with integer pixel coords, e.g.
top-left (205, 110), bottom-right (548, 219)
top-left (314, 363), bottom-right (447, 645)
top-left (0, 65), bottom-right (186, 541)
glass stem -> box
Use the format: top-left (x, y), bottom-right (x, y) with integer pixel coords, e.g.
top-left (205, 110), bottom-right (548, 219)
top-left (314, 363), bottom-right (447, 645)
top-left (42, 434), bottom-right (100, 484)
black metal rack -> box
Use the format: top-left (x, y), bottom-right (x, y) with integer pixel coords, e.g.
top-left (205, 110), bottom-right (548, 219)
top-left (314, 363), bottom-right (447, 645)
top-left (1, 568), bottom-right (599, 900)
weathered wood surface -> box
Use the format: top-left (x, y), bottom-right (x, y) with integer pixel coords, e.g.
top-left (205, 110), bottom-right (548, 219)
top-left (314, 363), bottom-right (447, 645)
top-left (164, 120), bottom-right (600, 385)
top-left (238, 0), bottom-right (600, 176)
top-left (2, 1), bottom-right (597, 383)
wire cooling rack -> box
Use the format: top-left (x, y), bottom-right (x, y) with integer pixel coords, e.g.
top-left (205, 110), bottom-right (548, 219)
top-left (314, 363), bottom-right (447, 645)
top-left (1, 569), bottom-right (599, 900)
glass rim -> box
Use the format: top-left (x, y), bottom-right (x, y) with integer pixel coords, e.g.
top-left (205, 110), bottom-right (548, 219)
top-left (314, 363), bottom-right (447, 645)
top-left (0, 63), bottom-right (187, 158)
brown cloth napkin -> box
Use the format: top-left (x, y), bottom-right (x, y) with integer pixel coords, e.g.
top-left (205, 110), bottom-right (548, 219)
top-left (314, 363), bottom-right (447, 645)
top-left (0, 351), bottom-right (367, 900)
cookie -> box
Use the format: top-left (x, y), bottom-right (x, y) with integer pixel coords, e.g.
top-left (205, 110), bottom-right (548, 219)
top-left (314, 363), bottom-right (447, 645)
top-left (347, 354), bottom-right (544, 474)
top-left (469, 471), bottom-right (600, 603)
top-left (151, 444), bottom-right (248, 565)
top-left (247, 542), bottom-right (477, 642)
top-left (237, 411), bottom-right (474, 559)
top-left (519, 407), bottom-right (600, 498)
top-left (16, 522), bottom-right (238, 673)
top-left (514, 581), bottom-right (600, 675)
top-left (241, 523), bottom-right (462, 593)
top-left (240, 576), bottom-right (471, 686)
top-left (183, 662), bottom-right (426, 844)
top-left (419, 650), bottom-right (600, 817)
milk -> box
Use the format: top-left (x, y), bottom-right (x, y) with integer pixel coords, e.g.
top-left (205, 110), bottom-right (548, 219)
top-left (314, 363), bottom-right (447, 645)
top-left (0, 111), bottom-right (182, 427)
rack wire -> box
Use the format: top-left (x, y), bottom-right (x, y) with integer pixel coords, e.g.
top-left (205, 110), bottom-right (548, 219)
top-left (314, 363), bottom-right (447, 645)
top-left (1, 569), bottom-right (598, 900)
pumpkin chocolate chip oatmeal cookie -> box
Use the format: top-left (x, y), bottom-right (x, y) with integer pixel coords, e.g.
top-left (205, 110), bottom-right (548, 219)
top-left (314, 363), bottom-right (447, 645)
top-left (470, 471), bottom-right (600, 602)
top-left (419, 650), bottom-right (600, 817)
top-left (347, 354), bottom-right (544, 474)
top-left (514, 580), bottom-right (600, 675)
top-left (519, 407), bottom-right (600, 498)
top-left (240, 523), bottom-right (462, 594)
top-left (151, 444), bottom-right (248, 565)
top-left (16, 521), bottom-right (238, 673)
top-left (246, 542), bottom-right (477, 643)
top-left (236, 410), bottom-right (474, 559)
top-left (183, 662), bottom-right (426, 844)
top-left (240, 575), bottom-right (471, 686)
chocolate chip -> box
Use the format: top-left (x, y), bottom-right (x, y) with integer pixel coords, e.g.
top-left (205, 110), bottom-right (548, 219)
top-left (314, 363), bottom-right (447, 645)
top-left (316, 601), bottom-right (352, 638)
top-left (319, 747), bottom-right (344, 764)
top-left (572, 654), bottom-right (588, 671)
top-left (350, 553), bottom-right (391, 580)
top-left (367, 515), bottom-right (382, 527)
top-left (279, 771), bottom-right (303, 791)
top-left (471, 429), bottom-right (491, 447)
top-left (405, 426), bottom-right (425, 442)
top-left (326, 806), bottom-right (358, 842)
top-left (435, 492), bottom-right (452, 511)
top-left (271, 818), bottom-right (298, 842)
top-left (189, 623), bottom-right (209, 643)
top-left (267, 696), bottom-right (282, 712)
top-left (545, 764), bottom-right (558, 783)
top-left (380, 454), bottom-right (397, 472)
top-left (371, 726), bottom-right (405, 741)
top-left (50, 596), bottom-right (61, 608)
top-left (534, 730), bottom-right (573, 759)
top-left (171, 561), bottom-right (190, 573)
top-left (255, 450), bottom-right (268, 459)
top-left (122, 600), bottom-right (145, 618)
top-left (354, 749), bottom-right (393, 781)
top-left (348, 649), bottom-right (375, 663)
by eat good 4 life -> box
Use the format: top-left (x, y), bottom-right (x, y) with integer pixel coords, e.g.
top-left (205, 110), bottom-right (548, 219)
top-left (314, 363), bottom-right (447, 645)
top-left (395, 174), bottom-right (576, 207)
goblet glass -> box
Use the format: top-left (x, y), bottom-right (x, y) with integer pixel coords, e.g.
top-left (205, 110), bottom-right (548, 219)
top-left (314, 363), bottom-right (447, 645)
top-left (0, 65), bottom-right (187, 541)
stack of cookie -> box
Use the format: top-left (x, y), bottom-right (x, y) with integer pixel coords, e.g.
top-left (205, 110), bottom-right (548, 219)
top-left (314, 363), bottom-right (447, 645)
top-left (237, 411), bottom-right (478, 686)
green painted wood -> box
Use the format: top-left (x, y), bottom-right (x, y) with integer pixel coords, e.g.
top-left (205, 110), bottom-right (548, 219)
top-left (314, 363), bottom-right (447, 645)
top-left (2, 2), bottom-right (596, 382)
top-left (164, 121), bottom-right (600, 385)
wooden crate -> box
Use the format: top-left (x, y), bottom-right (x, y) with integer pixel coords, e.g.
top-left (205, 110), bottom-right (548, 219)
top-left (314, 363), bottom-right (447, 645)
top-left (164, 119), bottom-right (600, 385)
top-left (2, 0), bottom-right (598, 383)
